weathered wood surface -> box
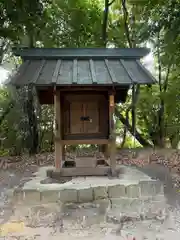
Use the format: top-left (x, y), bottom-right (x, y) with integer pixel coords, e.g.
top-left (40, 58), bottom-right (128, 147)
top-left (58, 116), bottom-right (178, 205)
top-left (51, 166), bottom-right (111, 177)
top-left (109, 92), bottom-right (116, 176)
top-left (54, 89), bottom-right (62, 169)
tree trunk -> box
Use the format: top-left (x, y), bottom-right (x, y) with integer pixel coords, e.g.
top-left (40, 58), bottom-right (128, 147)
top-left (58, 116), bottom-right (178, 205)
top-left (115, 108), bottom-right (152, 147)
top-left (26, 86), bottom-right (39, 154)
top-left (157, 30), bottom-right (165, 148)
top-left (24, 34), bottom-right (39, 154)
top-left (121, 0), bottom-right (133, 48)
top-left (50, 118), bottom-right (54, 152)
top-left (102, 0), bottom-right (109, 46)
top-left (101, 0), bottom-right (151, 148)
top-left (169, 134), bottom-right (179, 149)
top-left (102, 0), bottom-right (115, 46)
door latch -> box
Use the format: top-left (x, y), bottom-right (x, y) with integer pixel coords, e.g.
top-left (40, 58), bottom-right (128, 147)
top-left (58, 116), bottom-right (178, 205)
top-left (80, 116), bottom-right (92, 122)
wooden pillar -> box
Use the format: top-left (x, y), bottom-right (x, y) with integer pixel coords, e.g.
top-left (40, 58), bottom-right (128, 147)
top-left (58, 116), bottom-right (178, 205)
top-left (54, 88), bottom-right (62, 170)
top-left (62, 145), bottom-right (66, 160)
top-left (109, 92), bottom-right (116, 175)
top-left (104, 144), bottom-right (109, 159)
top-left (101, 144), bottom-right (109, 160)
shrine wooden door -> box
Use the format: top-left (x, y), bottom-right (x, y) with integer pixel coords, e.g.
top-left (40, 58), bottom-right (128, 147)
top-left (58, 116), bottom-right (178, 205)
top-left (84, 102), bottom-right (99, 134)
top-left (70, 101), bottom-right (99, 134)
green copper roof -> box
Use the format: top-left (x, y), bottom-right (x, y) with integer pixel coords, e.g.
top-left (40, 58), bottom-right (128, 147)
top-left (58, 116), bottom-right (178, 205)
top-left (10, 48), bottom-right (156, 86)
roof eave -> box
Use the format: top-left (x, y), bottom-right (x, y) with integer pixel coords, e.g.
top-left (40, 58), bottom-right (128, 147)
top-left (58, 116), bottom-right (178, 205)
top-left (12, 47), bottom-right (150, 60)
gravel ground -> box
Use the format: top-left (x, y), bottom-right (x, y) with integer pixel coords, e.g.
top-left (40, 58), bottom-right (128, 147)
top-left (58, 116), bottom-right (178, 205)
top-left (1, 163), bottom-right (180, 239)
top-left (1, 200), bottom-right (180, 240)
top-left (0, 166), bottom-right (38, 224)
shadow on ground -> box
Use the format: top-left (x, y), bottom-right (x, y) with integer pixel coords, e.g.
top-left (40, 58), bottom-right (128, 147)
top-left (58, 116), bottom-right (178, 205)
top-left (0, 166), bottom-right (38, 224)
top-left (136, 164), bottom-right (180, 208)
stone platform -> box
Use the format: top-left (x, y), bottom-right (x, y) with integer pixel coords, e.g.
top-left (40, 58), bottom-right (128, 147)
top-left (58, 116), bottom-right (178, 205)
top-left (13, 165), bottom-right (165, 212)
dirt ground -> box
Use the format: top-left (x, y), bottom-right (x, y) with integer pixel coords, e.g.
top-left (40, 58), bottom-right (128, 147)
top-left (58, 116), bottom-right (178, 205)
top-left (1, 149), bottom-right (180, 239)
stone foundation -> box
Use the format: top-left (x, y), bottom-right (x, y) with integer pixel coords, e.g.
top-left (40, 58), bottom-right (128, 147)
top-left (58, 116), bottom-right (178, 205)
top-left (13, 165), bottom-right (165, 210)
top-left (13, 184), bottom-right (164, 203)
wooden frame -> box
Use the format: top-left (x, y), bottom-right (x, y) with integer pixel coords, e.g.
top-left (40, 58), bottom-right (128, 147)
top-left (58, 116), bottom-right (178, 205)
top-left (54, 88), bottom-right (62, 169)
top-left (52, 87), bottom-right (117, 176)
top-left (60, 139), bottom-right (109, 145)
top-left (36, 86), bottom-right (129, 105)
top-left (61, 91), bottom-right (109, 140)
top-left (108, 91), bottom-right (116, 175)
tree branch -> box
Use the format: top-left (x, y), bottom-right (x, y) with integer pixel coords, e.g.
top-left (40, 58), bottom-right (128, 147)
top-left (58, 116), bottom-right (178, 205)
top-left (157, 31), bottom-right (162, 92)
top-left (108, 0), bottom-right (116, 6)
top-left (120, 85), bottom-right (140, 147)
top-left (120, 126), bottom-right (127, 148)
top-left (115, 108), bottom-right (152, 147)
top-left (163, 62), bottom-right (172, 93)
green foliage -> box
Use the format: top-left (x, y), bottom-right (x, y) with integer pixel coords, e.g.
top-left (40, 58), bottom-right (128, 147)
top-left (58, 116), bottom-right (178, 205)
top-left (0, 149), bottom-right (9, 156)
top-left (39, 0), bottom-right (103, 47)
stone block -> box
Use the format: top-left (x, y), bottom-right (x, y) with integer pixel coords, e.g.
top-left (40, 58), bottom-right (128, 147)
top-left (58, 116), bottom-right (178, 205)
top-left (40, 190), bottom-right (60, 203)
top-left (129, 198), bottom-right (142, 212)
top-left (59, 189), bottom-right (78, 203)
top-left (24, 190), bottom-right (41, 204)
top-left (151, 200), bottom-right (167, 211)
top-left (140, 180), bottom-right (163, 197)
top-left (140, 181), bottom-right (152, 197)
top-left (108, 185), bottom-right (126, 198)
top-left (61, 203), bottom-right (79, 215)
top-left (78, 187), bottom-right (93, 202)
top-left (94, 199), bottom-right (110, 214)
top-left (13, 188), bottom-right (24, 203)
top-left (152, 194), bottom-right (165, 202)
top-left (110, 198), bottom-right (142, 219)
top-left (93, 186), bottom-right (108, 200)
top-left (111, 198), bottom-right (132, 209)
top-left (140, 199), bottom-right (167, 219)
top-left (46, 169), bottom-right (53, 178)
top-left (81, 202), bottom-right (97, 209)
top-left (154, 180), bottom-right (164, 195)
top-left (51, 170), bottom-right (61, 180)
top-left (111, 198), bottom-right (153, 216)
top-left (126, 184), bottom-right (140, 198)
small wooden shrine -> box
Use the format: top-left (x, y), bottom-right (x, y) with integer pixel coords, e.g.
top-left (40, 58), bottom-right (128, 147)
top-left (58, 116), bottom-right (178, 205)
top-left (10, 48), bottom-right (156, 177)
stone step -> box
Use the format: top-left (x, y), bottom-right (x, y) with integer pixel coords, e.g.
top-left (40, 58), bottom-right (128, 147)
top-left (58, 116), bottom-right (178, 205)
top-left (56, 198), bottom-right (168, 223)
top-left (13, 180), bottom-right (164, 205)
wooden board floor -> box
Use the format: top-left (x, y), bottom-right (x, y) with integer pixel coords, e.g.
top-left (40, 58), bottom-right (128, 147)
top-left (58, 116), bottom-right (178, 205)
top-left (48, 166), bottom-right (110, 177)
